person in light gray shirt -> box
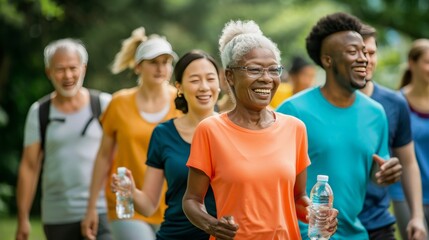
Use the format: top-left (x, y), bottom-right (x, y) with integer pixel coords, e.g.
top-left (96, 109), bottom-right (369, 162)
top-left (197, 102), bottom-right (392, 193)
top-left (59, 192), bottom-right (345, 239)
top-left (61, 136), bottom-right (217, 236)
top-left (15, 38), bottom-right (112, 240)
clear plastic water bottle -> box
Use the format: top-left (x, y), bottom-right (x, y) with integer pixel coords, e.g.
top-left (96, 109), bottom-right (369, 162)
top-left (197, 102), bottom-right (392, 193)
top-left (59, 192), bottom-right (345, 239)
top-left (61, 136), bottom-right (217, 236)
top-left (116, 167), bottom-right (134, 219)
top-left (308, 175), bottom-right (334, 240)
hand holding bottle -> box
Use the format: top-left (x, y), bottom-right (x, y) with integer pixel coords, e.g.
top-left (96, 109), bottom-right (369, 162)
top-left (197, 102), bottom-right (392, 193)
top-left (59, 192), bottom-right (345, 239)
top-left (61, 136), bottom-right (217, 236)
top-left (111, 167), bottom-right (136, 194)
top-left (308, 175), bottom-right (337, 239)
top-left (323, 208), bottom-right (339, 236)
top-left (112, 167), bottom-right (135, 219)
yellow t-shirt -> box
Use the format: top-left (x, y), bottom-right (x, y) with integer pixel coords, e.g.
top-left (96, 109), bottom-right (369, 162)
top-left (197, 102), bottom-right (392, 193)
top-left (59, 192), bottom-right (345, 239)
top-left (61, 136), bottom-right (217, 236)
top-left (187, 113), bottom-right (310, 239)
top-left (270, 82), bottom-right (293, 109)
top-left (102, 87), bottom-right (182, 223)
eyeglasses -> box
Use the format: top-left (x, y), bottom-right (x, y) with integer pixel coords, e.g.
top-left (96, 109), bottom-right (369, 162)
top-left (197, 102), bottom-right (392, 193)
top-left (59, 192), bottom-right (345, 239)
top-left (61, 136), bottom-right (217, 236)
top-left (229, 65), bottom-right (284, 79)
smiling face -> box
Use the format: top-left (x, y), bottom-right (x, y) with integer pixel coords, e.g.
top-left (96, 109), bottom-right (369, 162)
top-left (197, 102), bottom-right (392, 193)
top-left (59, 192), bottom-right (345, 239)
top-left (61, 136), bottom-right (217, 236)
top-left (179, 58), bottom-right (220, 114)
top-left (46, 49), bottom-right (86, 98)
top-left (226, 47), bottom-right (280, 111)
top-left (363, 36), bottom-right (377, 81)
top-left (322, 31), bottom-right (368, 91)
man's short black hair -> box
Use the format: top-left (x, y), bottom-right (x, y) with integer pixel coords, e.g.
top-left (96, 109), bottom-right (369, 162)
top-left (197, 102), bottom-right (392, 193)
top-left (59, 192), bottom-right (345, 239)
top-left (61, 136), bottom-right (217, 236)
top-left (306, 12), bottom-right (362, 67)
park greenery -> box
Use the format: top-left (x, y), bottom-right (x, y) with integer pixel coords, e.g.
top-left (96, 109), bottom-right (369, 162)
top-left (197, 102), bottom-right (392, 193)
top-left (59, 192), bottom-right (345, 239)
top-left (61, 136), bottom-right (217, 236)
top-left (1, 0), bottom-right (428, 218)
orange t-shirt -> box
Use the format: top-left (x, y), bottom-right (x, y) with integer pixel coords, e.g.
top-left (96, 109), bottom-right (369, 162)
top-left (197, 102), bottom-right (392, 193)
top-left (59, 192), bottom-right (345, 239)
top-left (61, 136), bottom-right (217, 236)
top-left (102, 87), bottom-right (182, 223)
top-left (187, 112), bottom-right (310, 240)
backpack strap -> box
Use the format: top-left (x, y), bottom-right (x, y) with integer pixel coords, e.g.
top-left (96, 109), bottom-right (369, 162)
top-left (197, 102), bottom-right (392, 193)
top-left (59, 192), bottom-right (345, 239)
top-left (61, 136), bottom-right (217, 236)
top-left (39, 90), bottom-right (102, 149)
top-left (89, 89), bottom-right (101, 124)
top-left (80, 89), bottom-right (102, 135)
top-left (38, 94), bottom-right (66, 151)
top-left (38, 94), bottom-right (52, 151)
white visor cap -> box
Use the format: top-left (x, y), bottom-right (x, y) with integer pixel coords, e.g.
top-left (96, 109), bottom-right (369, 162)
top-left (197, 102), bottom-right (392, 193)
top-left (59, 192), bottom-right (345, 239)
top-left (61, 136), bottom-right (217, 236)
top-left (134, 38), bottom-right (178, 64)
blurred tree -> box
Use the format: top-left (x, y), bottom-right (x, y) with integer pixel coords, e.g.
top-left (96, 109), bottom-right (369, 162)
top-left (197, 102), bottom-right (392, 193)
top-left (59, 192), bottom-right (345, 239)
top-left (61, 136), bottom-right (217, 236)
top-left (335, 0), bottom-right (429, 39)
top-left (0, 0), bottom-right (65, 216)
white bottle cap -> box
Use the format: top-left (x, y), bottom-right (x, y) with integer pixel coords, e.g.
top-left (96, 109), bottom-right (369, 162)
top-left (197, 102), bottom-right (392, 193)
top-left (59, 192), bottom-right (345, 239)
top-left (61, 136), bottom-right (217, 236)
top-left (118, 167), bottom-right (126, 176)
top-left (317, 175), bottom-right (329, 182)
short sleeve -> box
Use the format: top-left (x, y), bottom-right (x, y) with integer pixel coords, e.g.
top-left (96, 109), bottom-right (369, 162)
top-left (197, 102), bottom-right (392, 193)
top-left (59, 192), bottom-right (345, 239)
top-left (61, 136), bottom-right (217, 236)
top-left (146, 127), bottom-right (164, 169)
top-left (186, 121), bottom-right (214, 179)
top-left (392, 96), bottom-right (412, 148)
top-left (23, 102), bottom-right (41, 147)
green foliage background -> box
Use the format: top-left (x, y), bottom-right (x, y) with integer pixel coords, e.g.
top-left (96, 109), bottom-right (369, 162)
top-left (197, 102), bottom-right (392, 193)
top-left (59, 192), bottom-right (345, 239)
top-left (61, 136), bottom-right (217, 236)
top-left (1, 0), bottom-right (428, 218)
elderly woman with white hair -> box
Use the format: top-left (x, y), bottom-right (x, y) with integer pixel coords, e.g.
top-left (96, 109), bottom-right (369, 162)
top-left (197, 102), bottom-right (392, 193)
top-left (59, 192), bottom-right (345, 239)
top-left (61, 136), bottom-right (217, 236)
top-left (182, 20), bottom-right (338, 240)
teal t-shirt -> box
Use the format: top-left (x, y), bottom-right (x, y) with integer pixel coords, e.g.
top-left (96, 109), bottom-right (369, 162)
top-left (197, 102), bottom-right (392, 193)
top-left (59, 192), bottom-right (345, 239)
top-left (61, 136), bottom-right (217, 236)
top-left (146, 119), bottom-right (216, 240)
top-left (276, 87), bottom-right (389, 240)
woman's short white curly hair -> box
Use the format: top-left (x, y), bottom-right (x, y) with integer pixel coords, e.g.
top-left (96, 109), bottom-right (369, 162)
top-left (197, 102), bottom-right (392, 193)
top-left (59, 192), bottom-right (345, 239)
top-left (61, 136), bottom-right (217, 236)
top-left (219, 20), bottom-right (281, 69)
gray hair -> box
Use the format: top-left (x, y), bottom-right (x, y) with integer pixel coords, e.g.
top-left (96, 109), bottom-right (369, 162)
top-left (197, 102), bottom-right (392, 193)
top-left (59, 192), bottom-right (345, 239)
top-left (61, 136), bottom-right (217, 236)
top-left (219, 20), bottom-right (281, 69)
top-left (44, 38), bottom-right (88, 68)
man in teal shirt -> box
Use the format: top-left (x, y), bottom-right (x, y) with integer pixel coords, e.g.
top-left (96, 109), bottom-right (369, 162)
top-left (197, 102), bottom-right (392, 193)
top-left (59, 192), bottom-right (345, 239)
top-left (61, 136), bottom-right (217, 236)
top-left (277, 12), bottom-right (401, 239)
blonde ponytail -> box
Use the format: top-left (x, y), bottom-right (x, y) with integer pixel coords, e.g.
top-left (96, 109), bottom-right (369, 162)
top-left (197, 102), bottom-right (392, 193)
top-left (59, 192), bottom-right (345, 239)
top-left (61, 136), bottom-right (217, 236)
top-left (110, 27), bottom-right (148, 74)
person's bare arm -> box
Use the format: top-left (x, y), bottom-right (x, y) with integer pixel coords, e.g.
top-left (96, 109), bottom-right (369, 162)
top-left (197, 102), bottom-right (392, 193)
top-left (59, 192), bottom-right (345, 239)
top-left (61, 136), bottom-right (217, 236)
top-left (81, 133), bottom-right (116, 240)
top-left (182, 167), bottom-right (238, 239)
top-left (15, 143), bottom-right (43, 240)
top-left (294, 169), bottom-right (310, 223)
top-left (393, 142), bottom-right (427, 240)
top-left (128, 166), bottom-right (165, 217)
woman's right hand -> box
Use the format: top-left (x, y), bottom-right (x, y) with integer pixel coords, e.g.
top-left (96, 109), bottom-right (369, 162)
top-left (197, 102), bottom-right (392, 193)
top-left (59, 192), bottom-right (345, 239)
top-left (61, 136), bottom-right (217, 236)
top-left (209, 215), bottom-right (239, 240)
top-left (111, 168), bottom-right (136, 194)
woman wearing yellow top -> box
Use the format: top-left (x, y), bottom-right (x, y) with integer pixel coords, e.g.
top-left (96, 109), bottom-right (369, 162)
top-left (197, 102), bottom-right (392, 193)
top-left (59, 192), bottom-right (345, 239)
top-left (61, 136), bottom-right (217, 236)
top-left (81, 27), bottom-right (182, 240)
